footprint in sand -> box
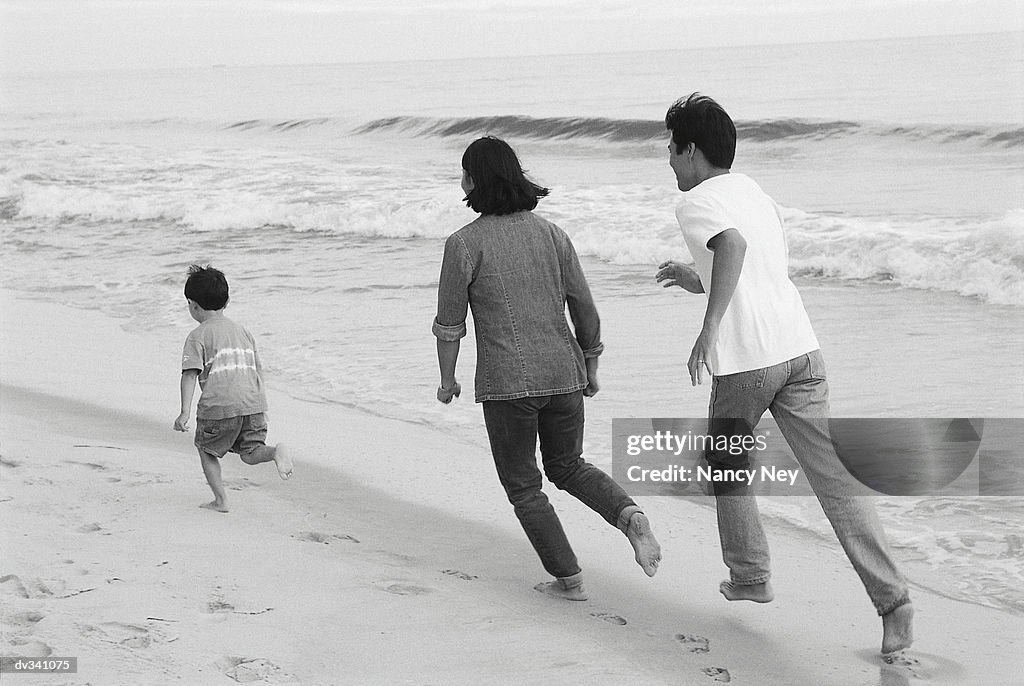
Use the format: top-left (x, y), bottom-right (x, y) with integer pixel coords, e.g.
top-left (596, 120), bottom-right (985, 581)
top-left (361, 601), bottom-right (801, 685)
top-left (676, 633), bottom-right (710, 653)
top-left (590, 612), bottom-right (628, 626)
top-left (78, 522), bottom-right (103, 534)
top-left (203, 598), bottom-right (273, 616)
top-left (0, 574), bottom-right (30, 599)
top-left (7, 610), bottom-right (46, 628)
top-left (441, 569), bottom-right (478, 580)
top-left (882, 651), bottom-right (921, 668)
top-left (98, 622), bottom-right (156, 649)
top-left (0, 458), bottom-right (21, 468)
top-left (6, 638), bottom-right (52, 658)
top-left (2, 575), bottom-right (94, 599)
top-left (381, 583), bottom-right (434, 596)
top-left (869, 649), bottom-right (965, 683)
top-left (701, 666), bottom-right (731, 682)
top-left (32, 577), bottom-right (65, 597)
top-left (79, 622), bottom-right (162, 649)
top-left (292, 531), bottom-right (360, 545)
top-left (221, 656), bottom-right (296, 684)
top-left (205, 599), bottom-right (236, 613)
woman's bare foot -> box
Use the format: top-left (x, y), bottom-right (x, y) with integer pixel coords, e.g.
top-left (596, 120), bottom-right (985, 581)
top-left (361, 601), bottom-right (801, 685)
top-left (881, 603), bottom-right (914, 655)
top-left (534, 580), bottom-right (588, 601)
top-left (273, 443), bottom-right (293, 480)
top-left (626, 512), bottom-right (661, 577)
top-left (719, 579), bottom-right (774, 603)
top-left (200, 500), bottom-right (229, 513)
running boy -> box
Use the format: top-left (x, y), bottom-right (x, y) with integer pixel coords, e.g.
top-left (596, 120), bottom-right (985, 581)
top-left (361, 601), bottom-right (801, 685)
top-left (173, 265), bottom-right (293, 512)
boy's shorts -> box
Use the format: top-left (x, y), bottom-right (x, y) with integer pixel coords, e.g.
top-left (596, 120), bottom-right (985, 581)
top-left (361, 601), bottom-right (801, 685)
top-left (194, 413), bottom-right (267, 458)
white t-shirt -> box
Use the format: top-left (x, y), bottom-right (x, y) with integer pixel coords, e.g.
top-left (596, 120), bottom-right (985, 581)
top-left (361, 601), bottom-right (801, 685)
top-left (676, 173), bottom-right (819, 375)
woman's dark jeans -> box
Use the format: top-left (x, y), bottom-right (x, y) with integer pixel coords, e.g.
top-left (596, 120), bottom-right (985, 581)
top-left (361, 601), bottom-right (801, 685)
top-left (482, 390), bottom-right (637, 578)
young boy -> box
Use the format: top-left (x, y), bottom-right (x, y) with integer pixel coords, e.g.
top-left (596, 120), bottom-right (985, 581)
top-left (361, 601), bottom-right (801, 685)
top-left (173, 265), bottom-right (293, 512)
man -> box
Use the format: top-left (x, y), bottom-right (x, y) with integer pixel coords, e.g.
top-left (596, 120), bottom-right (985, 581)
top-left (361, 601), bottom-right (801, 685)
top-left (656, 93), bottom-right (914, 655)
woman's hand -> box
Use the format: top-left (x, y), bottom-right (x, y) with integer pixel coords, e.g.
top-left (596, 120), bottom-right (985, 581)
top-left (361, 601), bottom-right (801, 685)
top-left (437, 380), bottom-right (461, 404)
top-left (583, 357), bottom-right (600, 397)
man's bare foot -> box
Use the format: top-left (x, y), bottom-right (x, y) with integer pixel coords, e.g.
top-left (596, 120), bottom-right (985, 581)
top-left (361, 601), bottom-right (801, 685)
top-left (626, 512), bottom-right (661, 577)
top-left (274, 443), bottom-right (293, 480)
top-left (200, 501), bottom-right (229, 513)
top-left (534, 580), bottom-right (588, 601)
top-left (719, 579), bottom-right (774, 603)
top-left (881, 603), bottom-right (914, 655)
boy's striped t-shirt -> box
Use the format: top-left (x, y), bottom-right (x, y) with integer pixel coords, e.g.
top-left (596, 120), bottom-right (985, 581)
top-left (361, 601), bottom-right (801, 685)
top-left (181, 316), bottom-right (268, 420)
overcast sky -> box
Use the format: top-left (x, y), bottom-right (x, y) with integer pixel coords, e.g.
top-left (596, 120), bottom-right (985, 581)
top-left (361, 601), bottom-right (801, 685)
top-left (1, 0), bottom-right (1022, 73)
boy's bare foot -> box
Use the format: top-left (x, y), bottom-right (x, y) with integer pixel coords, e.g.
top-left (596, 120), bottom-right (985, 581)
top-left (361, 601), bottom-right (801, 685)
top-left (626, 512), bottom-right (661, 577)
top-left (200, 501), bottom-right (229, 513)
top-left (534, 580), bottom-right (589, 601)
top-left (719, 579), bottom-right (774, 603)
top-left (881, 603), bottom-right (914, 655)
top-left (274, 443), bottom-right (293, 480)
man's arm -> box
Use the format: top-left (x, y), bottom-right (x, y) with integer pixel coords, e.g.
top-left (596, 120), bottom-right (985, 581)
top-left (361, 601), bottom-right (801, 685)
top-left (174, 368), bottom-right (200, 430)
top-left (688, 228), bottom-right (746, 386)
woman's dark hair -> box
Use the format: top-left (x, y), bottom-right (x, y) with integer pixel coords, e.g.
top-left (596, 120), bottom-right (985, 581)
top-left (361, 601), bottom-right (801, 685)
top-left (462, 136), bottom-right (549, 215)
top-left (665, 93), bottom-right (736, 169)
top-left (184, 264), bottom-right (229, 310)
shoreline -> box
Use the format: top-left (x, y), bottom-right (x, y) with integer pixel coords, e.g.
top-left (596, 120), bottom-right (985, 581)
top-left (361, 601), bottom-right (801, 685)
top-left (2, 290), bottom-right (1023, 684)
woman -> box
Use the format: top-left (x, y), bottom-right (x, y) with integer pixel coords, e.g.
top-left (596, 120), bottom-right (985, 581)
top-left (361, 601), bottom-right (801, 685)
top-left (432, 136), bottom-right (661, 600)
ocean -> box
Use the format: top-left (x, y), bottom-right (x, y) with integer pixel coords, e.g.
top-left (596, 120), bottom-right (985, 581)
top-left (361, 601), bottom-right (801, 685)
top-left (1, 31), bottom-right (1022, 616)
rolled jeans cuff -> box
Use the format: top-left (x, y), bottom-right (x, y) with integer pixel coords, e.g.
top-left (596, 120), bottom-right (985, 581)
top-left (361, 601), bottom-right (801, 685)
top-left (731, 573), bottom-right (771, 586)
top-left (878, 593), bottom-right (912, 617)
top-left (581, 342), bottom-right (605, 359)
top-left (616, 504), bottom-right (643, 533)
top-left (432, 317), bottom-right (466, 341)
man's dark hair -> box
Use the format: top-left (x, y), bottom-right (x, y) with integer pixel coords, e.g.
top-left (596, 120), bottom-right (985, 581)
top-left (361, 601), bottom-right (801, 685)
top-left (665, 93), bottom-right (737, 169)
top-left (184, 264), bottom-right (229, 310)
top-left (462, 136), bottom-right (549, 215)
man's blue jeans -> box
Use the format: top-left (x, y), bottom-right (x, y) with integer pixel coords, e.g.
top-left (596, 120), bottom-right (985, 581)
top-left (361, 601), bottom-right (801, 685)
top-left (483, 390), bottom-right (637, 579)
top-left (708, 350), bottom-right (911, 615)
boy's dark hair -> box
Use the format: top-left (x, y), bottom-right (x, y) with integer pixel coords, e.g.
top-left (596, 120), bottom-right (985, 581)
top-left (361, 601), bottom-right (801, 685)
top-left (184, 264), bottom-right (229, 311)
top-left (462, 136), bottom-right (549, 215)
top-left (665, 93), bottom-right (736, 169)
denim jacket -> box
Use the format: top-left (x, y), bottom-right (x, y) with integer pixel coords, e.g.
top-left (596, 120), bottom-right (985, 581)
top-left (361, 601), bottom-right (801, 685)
top-left (433, 211), bottom-right (604, 402)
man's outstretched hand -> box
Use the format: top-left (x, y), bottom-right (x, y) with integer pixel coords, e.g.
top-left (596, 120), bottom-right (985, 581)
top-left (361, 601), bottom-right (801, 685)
top-left (656, 261), bottom-right (704, 293)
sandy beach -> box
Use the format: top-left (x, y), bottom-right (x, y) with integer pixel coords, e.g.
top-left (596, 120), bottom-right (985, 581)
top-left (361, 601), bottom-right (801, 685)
top-left (2, 291), bottom-right (1022, 685)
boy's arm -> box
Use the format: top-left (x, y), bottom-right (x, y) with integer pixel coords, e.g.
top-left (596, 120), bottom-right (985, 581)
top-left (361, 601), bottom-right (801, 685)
top-left (175, 369), bottom-right (200, 431)
top-left (688, 228), bottom-right (746, 386)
